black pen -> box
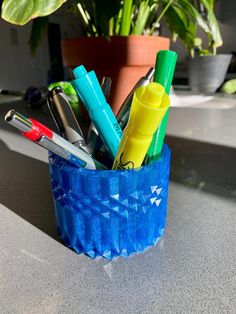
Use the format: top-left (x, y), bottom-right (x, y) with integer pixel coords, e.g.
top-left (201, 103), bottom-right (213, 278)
top-left (100, 76), bottom-right (112, 100)
top-left (47, 87), bottom-right (90, 154)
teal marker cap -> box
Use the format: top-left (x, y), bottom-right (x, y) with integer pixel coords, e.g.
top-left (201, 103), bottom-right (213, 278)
top-left (71, 65), bottom-right (123, 159)
top-left (72, 65), bottom-right (106, 110)
top-left (73, 65), bottom-right (87, 78)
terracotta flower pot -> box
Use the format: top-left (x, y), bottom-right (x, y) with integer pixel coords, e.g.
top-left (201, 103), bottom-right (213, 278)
top-left (61, 35), bottom-right (170, 115)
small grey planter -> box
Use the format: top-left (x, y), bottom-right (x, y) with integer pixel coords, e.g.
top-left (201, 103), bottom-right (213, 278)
top-left (188, 54), bottom-right (232, 93)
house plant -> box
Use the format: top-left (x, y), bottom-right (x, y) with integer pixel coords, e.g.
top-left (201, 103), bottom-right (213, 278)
top-left (60, 0), bottom-right (173, 114)
top-left (163, 0), bottom-right (231, 93)
top-left (1, 0), bottom-right (215, 108)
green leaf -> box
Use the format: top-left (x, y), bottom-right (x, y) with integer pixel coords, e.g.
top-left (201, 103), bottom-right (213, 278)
top-left (73, 1), bottom-right (98, 36)
top-left (93, 0), bottom-right (121, 36)
top-left (194, 37), bottom-right (202, 48)
top-left (206, 0), bottom-right (214, 10)
top-left (29, 16), bottom-right (49, 56)
top-left (200, 0), bottom-right (223, 48)
top-left (1, 0), bottom-right (67, 25)
top-left (174, 0), bottom-right (210, 35)
top-left (132, 1), bottom-right (150, 35)
top-left (120, 0), bottom-right (133, 35)
top-left (198, 49), bottom-right (212, 56)
top-left (164, 4), bottom-right (197, 51)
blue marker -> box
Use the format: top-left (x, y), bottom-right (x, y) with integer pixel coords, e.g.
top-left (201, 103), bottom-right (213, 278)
top-left (71, 65), bottom-right (123, 159)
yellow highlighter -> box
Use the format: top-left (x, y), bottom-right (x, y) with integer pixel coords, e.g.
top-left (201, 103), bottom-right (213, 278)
top-left (112, 82), bottom-right (170, 170)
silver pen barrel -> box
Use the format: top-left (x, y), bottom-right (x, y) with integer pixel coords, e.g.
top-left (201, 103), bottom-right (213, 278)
top-left (48, 87), bottom-right (90, 154)
top-left (5, 109), bottom-right (33, 132)
top-left (116, 67), bottom-right (154, 129)
top-left (5, 109), bottom-right (106, 170)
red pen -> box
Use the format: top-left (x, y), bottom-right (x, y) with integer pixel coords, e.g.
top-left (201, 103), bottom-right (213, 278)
top-left (5, 109), bottom-right (106, 170)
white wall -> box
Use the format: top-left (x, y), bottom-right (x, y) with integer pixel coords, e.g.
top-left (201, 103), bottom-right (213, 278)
top-left (216, 0), bottom-right (236, 54)
top-left (0, 5), bottom-right (79, 91)
top-left (0, 19), bottom-right (50, 90)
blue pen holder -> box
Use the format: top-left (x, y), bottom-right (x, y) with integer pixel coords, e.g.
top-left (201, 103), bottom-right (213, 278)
top-left (49, 144), bottom-right (171, 260)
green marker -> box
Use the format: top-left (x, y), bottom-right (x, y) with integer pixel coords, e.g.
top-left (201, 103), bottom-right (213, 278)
top-left (146, 50), bottom-right (177, 162)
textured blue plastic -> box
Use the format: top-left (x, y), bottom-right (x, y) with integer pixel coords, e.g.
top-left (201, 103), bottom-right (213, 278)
top-left (49, 144), bottom-right (171, 260)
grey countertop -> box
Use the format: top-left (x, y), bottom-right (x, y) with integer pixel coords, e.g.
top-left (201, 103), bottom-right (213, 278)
top-left (0, 93), bottom-right (236, 313)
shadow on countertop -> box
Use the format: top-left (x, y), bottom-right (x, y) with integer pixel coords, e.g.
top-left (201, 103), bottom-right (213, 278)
top-left (1, 113), bottom-right (235, 245)
top-left (0, 99), bottom-right (57, 135)
top-left (0, 139), bottom-right (59, 240)
top-left (166, 135), bottom-right (236, 201)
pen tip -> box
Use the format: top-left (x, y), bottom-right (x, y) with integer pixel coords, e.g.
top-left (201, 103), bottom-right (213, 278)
top-left (49, 86), bottom-right (63, 98)
top-left (5, 109), bottom-right (15, 122)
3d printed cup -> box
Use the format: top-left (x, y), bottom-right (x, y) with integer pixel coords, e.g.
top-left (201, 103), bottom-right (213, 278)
top-left (49, 144), bottom-right (171, 259)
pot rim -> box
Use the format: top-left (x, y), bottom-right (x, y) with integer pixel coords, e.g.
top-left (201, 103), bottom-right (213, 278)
top-left (188, 53), bottom-right (232, 59)
top-left (62, 34), bottom-right (170, 43)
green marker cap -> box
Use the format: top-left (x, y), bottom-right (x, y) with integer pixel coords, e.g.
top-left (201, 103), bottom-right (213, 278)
top-left (146, 50), bottom-right (177, 162)
top-left (154, 50), bottom-right (177, 94)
